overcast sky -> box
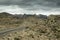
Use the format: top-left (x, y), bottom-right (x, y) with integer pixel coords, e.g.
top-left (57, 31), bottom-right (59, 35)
top-left (0, 0), bottom-right (60, 15)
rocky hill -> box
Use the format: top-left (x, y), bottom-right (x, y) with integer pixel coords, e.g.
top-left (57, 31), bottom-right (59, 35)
top-left (0, 12), bottom-right (60, 40)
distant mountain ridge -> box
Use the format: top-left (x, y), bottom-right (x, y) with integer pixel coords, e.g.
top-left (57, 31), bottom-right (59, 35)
top-left (0, 12), bottom-right (47, 19)
top-left (0, 12), bottom-right (13, 18)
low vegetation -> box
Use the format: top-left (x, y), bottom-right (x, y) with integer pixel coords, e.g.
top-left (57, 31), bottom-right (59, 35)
top-left (0, 12), bottom-right (60, 40)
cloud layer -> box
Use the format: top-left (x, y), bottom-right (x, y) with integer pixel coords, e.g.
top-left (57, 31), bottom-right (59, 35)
top-left (0, 5), bottom-right (60, 16)
top-left (0, 0), bottom-right (60, 15)
top-left (0, 0), bottom-right (60, 10)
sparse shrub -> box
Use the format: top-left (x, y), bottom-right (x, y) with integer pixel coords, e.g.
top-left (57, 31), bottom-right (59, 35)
top-left (14, 37), bottom-right (20, 40)
top-left (28, 34), bottom-right (34, 38)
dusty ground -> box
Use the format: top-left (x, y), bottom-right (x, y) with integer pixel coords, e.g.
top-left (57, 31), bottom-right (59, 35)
top-left (0, 14), bottom-right (60, 40)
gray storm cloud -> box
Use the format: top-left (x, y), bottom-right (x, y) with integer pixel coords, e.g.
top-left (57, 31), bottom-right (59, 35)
top-left (0, 0), bottom-right (60, 10)
top-left (0, 0), bottom-right (60, 15)
top-left (0, 0), bottom-right (60, 6)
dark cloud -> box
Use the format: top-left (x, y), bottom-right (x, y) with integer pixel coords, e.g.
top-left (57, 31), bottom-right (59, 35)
top-left (0, 0), bottom-right (60, 10)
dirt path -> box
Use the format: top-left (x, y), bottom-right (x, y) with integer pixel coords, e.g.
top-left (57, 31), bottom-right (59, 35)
top-left (0, 26), bottom-right (27, 37)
